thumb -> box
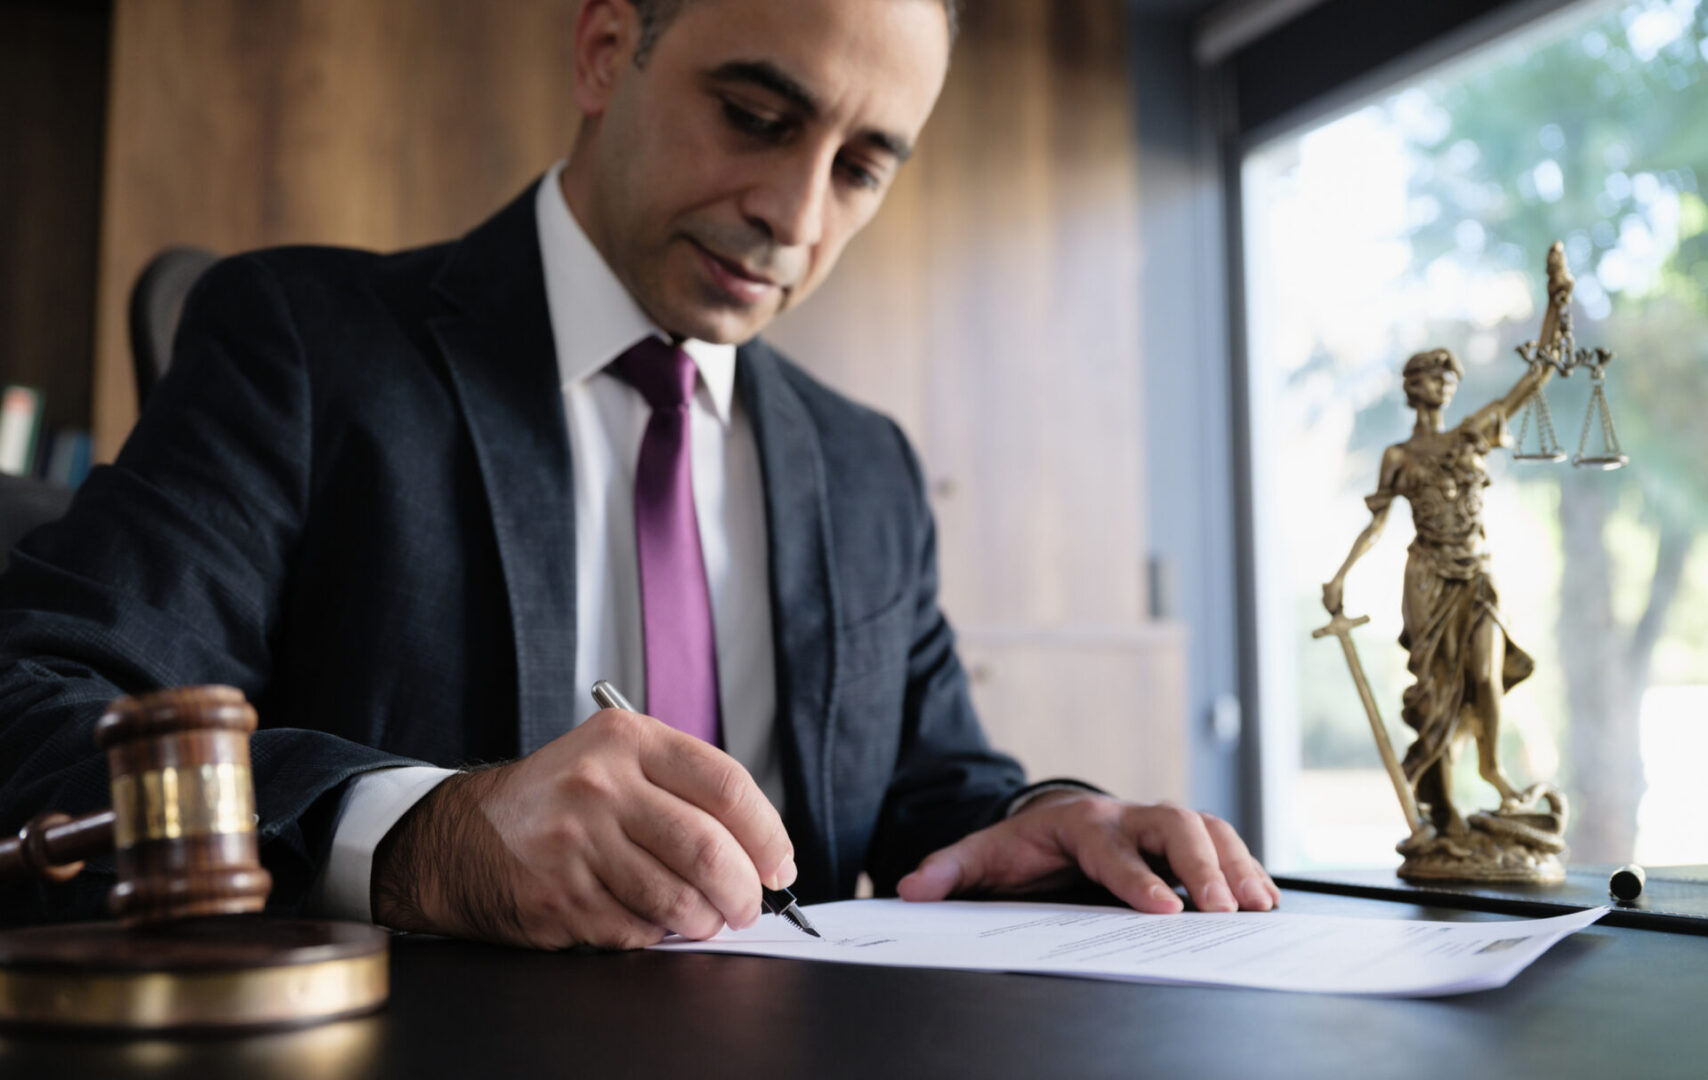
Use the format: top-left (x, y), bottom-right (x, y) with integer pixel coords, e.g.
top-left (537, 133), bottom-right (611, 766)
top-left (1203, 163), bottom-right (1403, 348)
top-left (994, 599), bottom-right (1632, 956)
top-left (896, 834), bottom-right (993, 902)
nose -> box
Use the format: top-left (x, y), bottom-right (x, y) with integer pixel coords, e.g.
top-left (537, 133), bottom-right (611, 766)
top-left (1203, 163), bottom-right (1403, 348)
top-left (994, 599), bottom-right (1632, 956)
top-left (742, 146), bottom-right (831, 250)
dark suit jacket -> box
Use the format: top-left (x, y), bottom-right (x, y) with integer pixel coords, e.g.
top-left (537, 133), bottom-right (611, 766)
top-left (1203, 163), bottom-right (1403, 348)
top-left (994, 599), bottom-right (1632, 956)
top-left (0, 183), bottom-right (1030, 922)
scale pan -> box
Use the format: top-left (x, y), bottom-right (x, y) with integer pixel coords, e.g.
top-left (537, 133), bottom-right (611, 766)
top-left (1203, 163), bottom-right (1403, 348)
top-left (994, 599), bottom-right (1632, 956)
top-left (1512, 452), bottom-right (1568, 464)
top-left (1572, 454), bottom-right (1628, 470)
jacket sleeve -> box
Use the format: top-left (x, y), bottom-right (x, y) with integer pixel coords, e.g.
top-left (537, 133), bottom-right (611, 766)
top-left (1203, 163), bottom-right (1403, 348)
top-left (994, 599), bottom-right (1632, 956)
top-left (862, 422), bottom-right (1029, 894)
top-left (0, 255), bottom-right (419, 924)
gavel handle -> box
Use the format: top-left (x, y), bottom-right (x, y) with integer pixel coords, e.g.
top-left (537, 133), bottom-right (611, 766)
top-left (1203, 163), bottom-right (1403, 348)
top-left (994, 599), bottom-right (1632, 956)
top-left (0, 810), bottom-right (117, 885)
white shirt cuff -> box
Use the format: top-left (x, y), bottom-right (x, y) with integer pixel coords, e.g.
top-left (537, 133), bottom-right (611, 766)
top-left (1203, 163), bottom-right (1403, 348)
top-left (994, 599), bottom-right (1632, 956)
top-left (308, 766), bottom-right (458, 924)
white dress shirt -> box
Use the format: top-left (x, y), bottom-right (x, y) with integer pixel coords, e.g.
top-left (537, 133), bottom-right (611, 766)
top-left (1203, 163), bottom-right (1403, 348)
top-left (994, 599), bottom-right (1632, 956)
top-left (309, 164), bottom-right (779, 921)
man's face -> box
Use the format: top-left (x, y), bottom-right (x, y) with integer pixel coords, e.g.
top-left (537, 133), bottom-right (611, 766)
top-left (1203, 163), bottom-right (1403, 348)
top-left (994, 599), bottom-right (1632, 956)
top-left (571, 0), bottom-right (951, 343)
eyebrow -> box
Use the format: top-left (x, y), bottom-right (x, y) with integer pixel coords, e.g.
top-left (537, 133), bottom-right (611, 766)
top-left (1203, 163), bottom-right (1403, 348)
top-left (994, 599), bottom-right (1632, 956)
top-left (708, 59), bottom-right (915, 163)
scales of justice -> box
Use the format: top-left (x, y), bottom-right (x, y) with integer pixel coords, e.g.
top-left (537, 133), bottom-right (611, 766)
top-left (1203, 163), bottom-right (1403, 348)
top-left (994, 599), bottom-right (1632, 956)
top-left (1315, 241), bottom-right (1627, 884)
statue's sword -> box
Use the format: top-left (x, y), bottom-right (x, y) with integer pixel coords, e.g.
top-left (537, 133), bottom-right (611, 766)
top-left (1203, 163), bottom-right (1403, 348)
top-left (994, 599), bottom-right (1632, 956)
top-left (1311, 610), bottom-right (1426, 833)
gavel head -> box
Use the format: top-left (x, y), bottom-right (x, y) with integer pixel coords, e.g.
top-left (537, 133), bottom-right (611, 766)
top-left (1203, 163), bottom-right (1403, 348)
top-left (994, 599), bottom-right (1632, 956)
top-left (95, 686), bottom-right (272, 924)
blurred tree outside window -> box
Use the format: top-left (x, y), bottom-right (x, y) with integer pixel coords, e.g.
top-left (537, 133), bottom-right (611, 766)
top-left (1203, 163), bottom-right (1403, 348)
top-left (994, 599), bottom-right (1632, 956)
top-left (1244, 0), bottom-right (1708, 871)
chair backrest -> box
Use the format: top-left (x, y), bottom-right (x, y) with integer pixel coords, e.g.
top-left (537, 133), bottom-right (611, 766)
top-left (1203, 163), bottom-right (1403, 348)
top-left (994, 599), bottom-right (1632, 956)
top-left (0, 474), bottom-right (75, 573)
top-left (128, 246), bottom-right (220, 408)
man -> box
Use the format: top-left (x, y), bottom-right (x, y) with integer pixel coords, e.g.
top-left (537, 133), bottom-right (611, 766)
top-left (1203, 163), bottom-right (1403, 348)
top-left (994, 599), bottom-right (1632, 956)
top-left (0, 0), bottom-right (1277, 947)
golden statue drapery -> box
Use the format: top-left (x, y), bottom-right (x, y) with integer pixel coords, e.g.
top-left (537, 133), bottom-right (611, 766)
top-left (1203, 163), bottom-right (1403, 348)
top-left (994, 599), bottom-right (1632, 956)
top-left (1373, 391), bottom-right (1535, 833)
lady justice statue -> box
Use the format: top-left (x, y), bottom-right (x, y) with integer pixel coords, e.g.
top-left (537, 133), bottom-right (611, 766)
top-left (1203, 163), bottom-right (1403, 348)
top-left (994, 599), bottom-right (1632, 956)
top-left (1315, 243), bottom-right (1616, 884)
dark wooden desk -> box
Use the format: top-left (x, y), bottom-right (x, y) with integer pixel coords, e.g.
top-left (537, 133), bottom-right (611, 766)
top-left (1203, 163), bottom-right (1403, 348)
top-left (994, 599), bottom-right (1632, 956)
top-left (3, 888), bottom-right (1704, 1079)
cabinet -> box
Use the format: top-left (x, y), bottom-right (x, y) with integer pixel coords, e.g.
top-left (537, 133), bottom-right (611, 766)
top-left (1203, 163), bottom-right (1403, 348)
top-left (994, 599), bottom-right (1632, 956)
top-left (959, 627), bottom-right (1188, 803)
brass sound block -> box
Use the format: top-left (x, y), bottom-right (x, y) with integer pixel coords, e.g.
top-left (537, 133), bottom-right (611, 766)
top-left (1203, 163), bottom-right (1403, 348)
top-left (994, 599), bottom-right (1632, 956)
top-left (0, 917), bottom-right (387, 1032)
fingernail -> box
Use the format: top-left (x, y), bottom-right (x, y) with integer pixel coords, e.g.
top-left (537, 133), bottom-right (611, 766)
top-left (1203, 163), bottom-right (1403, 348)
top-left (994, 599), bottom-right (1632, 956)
top-left (1240, 877), bottom-right (1272, 911)
top-left (1203, 882), bottom-right (1236, 912)
top-left (776, 857), bottom-right (798, 889)
top-left (1148, 884), bottom-right (1180, 910)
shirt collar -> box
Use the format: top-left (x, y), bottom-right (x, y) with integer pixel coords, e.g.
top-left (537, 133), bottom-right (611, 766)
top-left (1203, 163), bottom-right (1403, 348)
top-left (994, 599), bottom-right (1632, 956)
top-left (535, 161), bottom-right (736, 425)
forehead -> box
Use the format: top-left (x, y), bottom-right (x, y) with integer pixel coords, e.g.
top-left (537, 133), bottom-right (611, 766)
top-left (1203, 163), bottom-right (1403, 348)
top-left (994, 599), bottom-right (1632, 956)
top-left (651, 0), bottom-right (951, 139)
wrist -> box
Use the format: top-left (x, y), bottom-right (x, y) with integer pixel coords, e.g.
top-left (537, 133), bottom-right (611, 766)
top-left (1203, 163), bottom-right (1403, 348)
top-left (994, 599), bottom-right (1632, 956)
top-left (1015, 789), bottom-right (1098, 816)
top-left (1004, 779), bottom-right (1103, 820)
top-left (371, 766), bottom-right (501, 934)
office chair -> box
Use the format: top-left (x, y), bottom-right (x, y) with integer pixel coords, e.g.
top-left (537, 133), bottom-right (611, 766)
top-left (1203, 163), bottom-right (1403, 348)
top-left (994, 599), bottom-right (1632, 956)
top-left (0, 473), bottom-right (74, 573)
top-left (0, 247), bottom-right (219, 570)
top-left (128, 246), bottom-right (219, 408)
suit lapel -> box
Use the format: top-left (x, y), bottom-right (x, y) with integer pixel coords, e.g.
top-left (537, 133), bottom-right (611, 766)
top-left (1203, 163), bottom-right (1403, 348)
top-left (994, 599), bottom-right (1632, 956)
top-left (428, 184), bottom-right (578, 754)
top-left (738, 344), bottom-right (842, 890)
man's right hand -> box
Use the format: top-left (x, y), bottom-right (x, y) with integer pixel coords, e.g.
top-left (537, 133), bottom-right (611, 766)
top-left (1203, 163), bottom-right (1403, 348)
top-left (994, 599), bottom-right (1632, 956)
top-left (370, 708), bottom-right (796, 950)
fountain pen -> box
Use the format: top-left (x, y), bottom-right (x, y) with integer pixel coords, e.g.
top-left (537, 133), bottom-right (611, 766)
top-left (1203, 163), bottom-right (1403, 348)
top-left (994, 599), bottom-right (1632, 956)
top-left (590, 680), bottom-right (821, 939)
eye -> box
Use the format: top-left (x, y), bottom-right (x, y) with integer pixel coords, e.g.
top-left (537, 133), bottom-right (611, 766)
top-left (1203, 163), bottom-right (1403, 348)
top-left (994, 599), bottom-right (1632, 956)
top-left (723, 100), bottom-right (789, 140)
top-left (836, 156), bottom-right (882, 192)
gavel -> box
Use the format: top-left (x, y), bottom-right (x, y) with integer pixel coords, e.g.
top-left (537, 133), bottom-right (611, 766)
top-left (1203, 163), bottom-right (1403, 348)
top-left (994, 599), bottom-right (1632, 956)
top-left (0, 685), bottom-right (270, 921)
top-left (0, 686), bottom-right (387, 1032)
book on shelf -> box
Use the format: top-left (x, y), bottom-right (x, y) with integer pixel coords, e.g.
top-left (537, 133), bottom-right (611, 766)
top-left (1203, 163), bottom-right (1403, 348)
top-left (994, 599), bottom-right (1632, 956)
top-left (43, 428), bottom-right (93, 489)
top-left (0, 385), bottom-right (44, 477)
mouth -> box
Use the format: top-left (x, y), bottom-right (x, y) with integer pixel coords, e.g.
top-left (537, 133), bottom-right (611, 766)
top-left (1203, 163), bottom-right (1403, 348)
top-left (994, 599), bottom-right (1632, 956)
top-left (689, 240), bottom-right (784, 307)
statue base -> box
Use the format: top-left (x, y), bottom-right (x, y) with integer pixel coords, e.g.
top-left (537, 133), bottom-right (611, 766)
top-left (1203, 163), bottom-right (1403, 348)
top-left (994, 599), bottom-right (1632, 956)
top-left (1396, 784), bottom-right (1569, 886)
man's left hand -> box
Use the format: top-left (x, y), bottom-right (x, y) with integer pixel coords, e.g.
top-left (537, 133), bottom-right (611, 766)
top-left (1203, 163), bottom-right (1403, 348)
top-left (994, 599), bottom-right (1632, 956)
top-left (895, 792), bottom-right (1279, 913)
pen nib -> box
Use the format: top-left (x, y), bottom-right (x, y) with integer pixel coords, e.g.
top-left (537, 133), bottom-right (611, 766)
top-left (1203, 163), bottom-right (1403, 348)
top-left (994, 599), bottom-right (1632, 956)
top-left (780, 903), bottom-right (822, 939)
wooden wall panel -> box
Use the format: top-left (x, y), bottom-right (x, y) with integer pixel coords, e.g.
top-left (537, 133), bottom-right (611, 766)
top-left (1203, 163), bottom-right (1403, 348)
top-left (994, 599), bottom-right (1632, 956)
top-left (760, 0), bottom-right (1179, 795)
top-left (767, 0), bottom-right (1148, 630)
top-left (0, 0), bottom-right (111, 437)
top-left (93, 0), bottom-right (580, 461)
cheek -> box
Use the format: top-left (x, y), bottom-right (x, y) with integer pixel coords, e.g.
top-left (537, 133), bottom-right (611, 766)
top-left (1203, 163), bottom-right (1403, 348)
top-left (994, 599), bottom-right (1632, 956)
top-left (619, 95), bottom-right (727, 221)
top-left (789, 244), bottom-right (841, 307)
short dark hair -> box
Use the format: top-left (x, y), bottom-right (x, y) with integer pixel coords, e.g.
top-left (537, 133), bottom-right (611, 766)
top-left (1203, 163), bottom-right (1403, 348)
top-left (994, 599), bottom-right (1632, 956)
top-left (630, 0), bottom-right (961, 66)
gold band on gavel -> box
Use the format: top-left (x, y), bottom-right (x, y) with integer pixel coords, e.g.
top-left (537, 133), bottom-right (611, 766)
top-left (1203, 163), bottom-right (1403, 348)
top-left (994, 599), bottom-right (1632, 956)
top-left (109, 763), bottom-right (256, 850)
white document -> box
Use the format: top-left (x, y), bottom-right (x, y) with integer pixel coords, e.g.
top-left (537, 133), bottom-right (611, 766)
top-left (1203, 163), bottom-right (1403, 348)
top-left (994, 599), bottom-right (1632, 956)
top-left (650, 899), bottom-right (1606, 997)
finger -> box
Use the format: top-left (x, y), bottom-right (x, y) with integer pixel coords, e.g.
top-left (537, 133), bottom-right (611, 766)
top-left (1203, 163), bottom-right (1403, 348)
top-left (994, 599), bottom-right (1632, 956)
top-left (1069, 824), bottom-right (1183, 914)
top-left (621, 786), bottom-right (763, 931)
top-left (519, 859), bottom-right (666, 951)
top-left (1200, 814), bottom-right (1276, 912)
top-left (571, 874), bottom-right (672, 951)
top-left (1129, 804), bottom-right (1237, 913)
top-left (896, 832), bottom-right (994, 901)
top-left (639, 724), bottom-right (796, 889)
top-left (596, 815), bottom-right (731, 939)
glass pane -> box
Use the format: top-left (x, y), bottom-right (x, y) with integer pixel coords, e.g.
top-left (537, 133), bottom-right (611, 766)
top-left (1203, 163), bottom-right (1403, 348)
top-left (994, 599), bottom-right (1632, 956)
top-left (1244, 0), bottom-right (1708, 872)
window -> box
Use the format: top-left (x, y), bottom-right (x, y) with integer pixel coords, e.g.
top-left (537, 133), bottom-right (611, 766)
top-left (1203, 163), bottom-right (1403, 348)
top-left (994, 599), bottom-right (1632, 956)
top-left (1243, 0), bottom-right (1708, 871)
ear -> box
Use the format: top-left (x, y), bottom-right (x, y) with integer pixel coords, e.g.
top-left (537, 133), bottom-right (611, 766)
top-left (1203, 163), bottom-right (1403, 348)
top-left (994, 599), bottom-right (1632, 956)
top-left (574, 0), bottom-right (639, 117)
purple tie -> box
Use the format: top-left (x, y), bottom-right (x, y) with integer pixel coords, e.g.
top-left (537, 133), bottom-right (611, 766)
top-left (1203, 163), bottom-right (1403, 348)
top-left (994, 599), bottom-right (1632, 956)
top-left (614, 338), bottom-right (722, 746)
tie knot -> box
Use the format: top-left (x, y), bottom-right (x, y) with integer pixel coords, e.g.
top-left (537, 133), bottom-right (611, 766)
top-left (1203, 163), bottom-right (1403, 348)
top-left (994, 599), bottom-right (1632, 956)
top-left (615, 337), bottom-right (697, 411)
